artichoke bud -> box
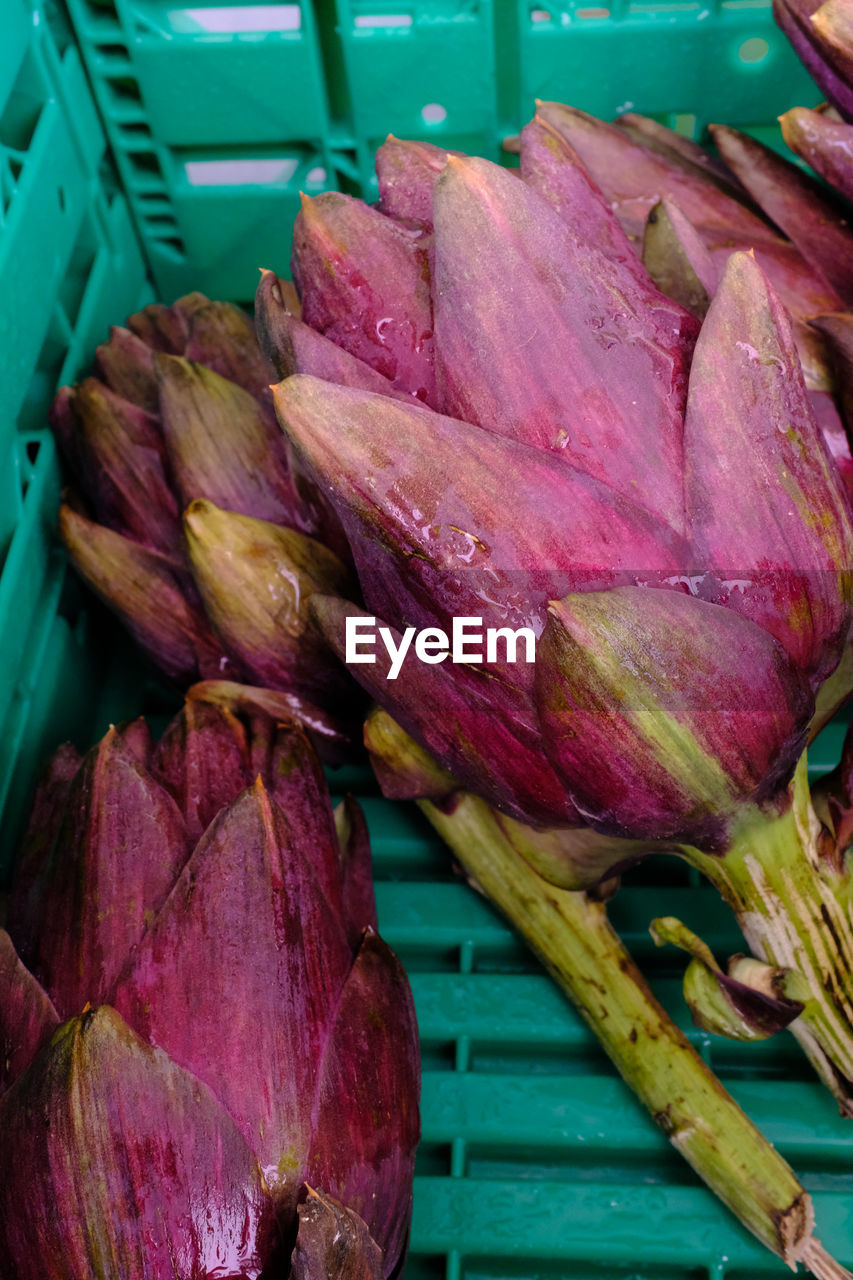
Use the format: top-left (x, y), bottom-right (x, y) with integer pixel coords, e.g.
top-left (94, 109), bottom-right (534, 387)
top-left (642, 198), bottom-right (718, 318)
top-left (534, 586), bottom-right (813, 843)
top-left (94, 325), bottom-right (159, 412)
top-left (651, 917), bottom-right (806, 1040)
top-left (155, 352), bottom-right (300, 525)
top-left (184, 499), bottom-right (352, 697)
top-left (292, 1189), bottom-right (384, 1280)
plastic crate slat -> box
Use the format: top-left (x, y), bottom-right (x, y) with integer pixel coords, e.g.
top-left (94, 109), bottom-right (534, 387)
top-left (409, 1176), bottom-right (853, 1270)
top-left (420, 1071), bottom-right (853, 1164)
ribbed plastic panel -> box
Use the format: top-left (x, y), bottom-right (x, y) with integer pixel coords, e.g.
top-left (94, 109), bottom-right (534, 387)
top-left (63, 0), bottom-right (818, 300)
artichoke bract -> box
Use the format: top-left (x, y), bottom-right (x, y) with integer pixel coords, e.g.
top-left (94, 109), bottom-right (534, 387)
top-left (50, 292), bottom-right (358, 755)
top-left (0, 690), bottom-right (419, 1279)
top-left (263, 135), bottom-right (853, 1125)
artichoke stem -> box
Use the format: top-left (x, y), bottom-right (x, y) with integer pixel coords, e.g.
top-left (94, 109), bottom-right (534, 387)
top-left (420, 792), bottom-right (840, 1275)
top-left (684, 754), bottom-right (853, 1115)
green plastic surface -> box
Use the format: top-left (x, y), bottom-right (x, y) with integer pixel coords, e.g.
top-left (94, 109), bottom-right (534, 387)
top-left (3, 2), bottom-right (853, 1275)
top-left (63, 0), bottom-right (819, 300)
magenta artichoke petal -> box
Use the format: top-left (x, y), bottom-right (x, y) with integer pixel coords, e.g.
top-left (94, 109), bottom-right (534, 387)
top-left (534, 101), bottom-right (783, 243)
top-left (809, 387), bottom-right (853, 506)
top-left (7, 742), bottom-right (81, 961)
top-left (684, 251), bottom-right (853, 681)
top-left (812, 312), bottom-right (853, 435)
top-left (291, 192), bottom-right (435, 402)
top-left (642, 197), bottom-right (720, 319)
top-left (335, 796), bottom-right (379, 946)
top-left (534, 587), bottom-right (813, 843)
top-left (21, 729), bottom-right (190, 1018)
top-left (0, 1007), bottom-right (272, 1280)
top-left (274, 375), bottom-right (689, 662)
top-left (94, 325), bottom-right (160, 413)
top-left (430, 154), bottom-right (697, 530)
top-left (248, 719), bottom-right (349, 919)
top-left (310, 595), bottom-right (582, 826)
top-left (519, 115), bottom-right (655, 288)
top-left (375, 135), bottom-right (460, 227)
top-left (615, 112), bottom-right (749, 195)
top-left (781, 106), bottom-right (853, 202)
top-left (292, 1189), bottom-right (384, 1280)
top-left (363, 705), bottom-right (459, 803)
top-left (0, 929), bottom-right (59, 1097)
top-left (113, 780), bottom-right (354, 1206)
top-left (183, 498), bottom-right (353, 703)
top-left (48, 383), bottom-right (83, 477)
top-left (182, 298), bottom-right (275, 401)
top-left (811, 0), bottom-right (853, 85)
top-left (710, 236), bottom-right (840, 390)
top-left (151, 697), bottom-right (251, 843)
top-left (155, 353), bottom-right (303, 527)
top-left (255, 269), bottom-right (410, 400)
top-left (114, 715), bottom-right (156, 767)
top-left (72, 377), bottom-right (183, 555)
top-left (126, 299), bottom-right (191, 353)
top-left (710, 124), bottom-right (853, 306)
top-left (774, 0), bottom-right (853, 120)
top-left (59, 504), bottom-right (236, 685)
top-left (308, 930), bottom-right (420, 1279)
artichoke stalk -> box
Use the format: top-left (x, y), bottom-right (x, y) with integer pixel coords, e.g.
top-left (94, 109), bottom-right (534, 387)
top-left (0, 687), bottom-right (419, 1278)
top-left (365, 708), bottom-right (843, 1277)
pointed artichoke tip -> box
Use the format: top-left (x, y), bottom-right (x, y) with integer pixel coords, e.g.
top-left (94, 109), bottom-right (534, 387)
top-left (182, 497), bottom-right (216, 533)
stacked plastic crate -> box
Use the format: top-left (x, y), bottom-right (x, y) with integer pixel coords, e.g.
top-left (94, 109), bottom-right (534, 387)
top-left (3, 1), bottom-right (853, 1275)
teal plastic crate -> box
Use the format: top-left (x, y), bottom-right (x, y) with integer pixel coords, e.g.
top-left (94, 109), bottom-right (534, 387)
top-left (0, 0), bottom-right (150, 857)
top-left (63, 0), bottom-right (819, 300)
top-left (3, 2), bottom-right (853, 1276)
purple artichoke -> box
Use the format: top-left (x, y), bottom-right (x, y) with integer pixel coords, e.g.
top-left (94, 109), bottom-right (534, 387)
top-left (0, 689), bottom-right (419, 1278)
top-left (263, 146), bottom-right (853, 845)
top-left (257, 136), bottom-right (853, 1116)
top-left (50, 292), bottom-right (359, 753)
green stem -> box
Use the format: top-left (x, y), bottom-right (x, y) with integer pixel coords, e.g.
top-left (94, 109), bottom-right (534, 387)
top-left (420, 792), bottom-right (844, 1276)
top-left (683, 755), bottom-right (853, 1115)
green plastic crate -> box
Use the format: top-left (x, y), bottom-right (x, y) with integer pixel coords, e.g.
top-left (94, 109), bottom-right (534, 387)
top-left (4, 1), bottom-right (853, 1276)
top-left (0, 0), bottom-right (150, 855)
top-left (63, 0), bottom-right (819, 300)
